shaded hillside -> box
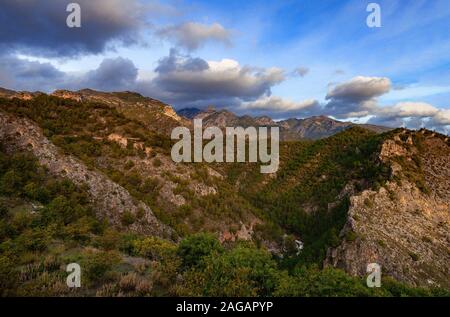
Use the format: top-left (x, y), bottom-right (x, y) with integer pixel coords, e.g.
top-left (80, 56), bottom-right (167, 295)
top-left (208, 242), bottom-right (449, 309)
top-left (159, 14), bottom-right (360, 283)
top-left (0, 111), bottom-right (171, 238)
top-left (222, 127), bottom-right (450, 288)
top-left (222, 127), bottom-right (391, 263)
top-left (0, 93), bottom-right (263, 241)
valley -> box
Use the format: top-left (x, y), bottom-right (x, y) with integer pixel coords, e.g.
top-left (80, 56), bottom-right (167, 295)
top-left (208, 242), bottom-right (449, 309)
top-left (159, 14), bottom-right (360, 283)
top-left (0, 88), bottom-right (448, 296)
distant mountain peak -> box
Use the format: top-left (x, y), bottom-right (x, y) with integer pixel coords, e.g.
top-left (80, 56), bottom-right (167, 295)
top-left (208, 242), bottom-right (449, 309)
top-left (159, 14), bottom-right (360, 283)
top-left (2, 87), bottom-right (391, 140)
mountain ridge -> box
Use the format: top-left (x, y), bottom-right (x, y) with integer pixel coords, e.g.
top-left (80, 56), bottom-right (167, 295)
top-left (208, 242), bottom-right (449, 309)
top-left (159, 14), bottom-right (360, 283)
top-left (0, 86), bottom-right (392, 140)
top-left (0, 87), bottom-right (448, 293)
top-left (177, 106), bottom-right (392, 140)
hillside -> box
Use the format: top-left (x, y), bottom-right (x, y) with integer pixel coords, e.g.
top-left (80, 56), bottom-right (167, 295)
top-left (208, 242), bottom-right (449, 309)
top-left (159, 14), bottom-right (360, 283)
top-left (52, 89), bottom-right (191, 136)
top-left (0, 92), bottom-right (261, 240)
top-left (0, 88), bottom-right (448, 296)
top-left (325, 129), bottom-right (450, 288)
top-left (223, 126), bottom-right (449, 288)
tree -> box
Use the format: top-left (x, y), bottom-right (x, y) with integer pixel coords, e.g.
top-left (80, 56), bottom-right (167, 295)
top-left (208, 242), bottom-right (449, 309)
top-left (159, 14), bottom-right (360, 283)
top-left (178, 245), bottom-right (280, 297)
top-left (177, 233), bottom-right (224, 269)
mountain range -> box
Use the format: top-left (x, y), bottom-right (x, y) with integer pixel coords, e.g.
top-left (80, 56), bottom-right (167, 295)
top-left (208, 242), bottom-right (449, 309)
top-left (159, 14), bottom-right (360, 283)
top-left (177, 106), bottom-right (392, 140)
top-left (0, 87), bottom-right (448, 296)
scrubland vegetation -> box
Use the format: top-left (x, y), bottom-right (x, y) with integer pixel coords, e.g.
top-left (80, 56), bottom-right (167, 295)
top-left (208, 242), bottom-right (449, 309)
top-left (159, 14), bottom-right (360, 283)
top-left (0, 96), bottom-right (447, 297)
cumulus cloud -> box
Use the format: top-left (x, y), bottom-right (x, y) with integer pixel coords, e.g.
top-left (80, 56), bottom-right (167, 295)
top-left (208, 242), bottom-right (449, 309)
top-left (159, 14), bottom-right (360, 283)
top-left (365, 101), bottom-right (449, 132)
top-left (323, 76), bottom-right (449, 132)
top-left (1, 49), bottom-right (448, 133)
top-left (243, 96), bottom-right (318, 112)
top-left (0, 55), bottom-right (140, 93)
top-left (157, 22), bottom-right (231, 50)
top-left (326, 76), bottom-right (391, 101)
top-left (138, 49), bottom-right (285, 107)
top-left (0, 55), bottom-right (66, 92)
top-left (325, 76), bottom-right (391, 119)
top-left (0, 0), bottom-right (149, 57)
top-left (241, 96), bottom-right (320, 119)
top-left (83, 57), bottom-right (138, 91)
top-left (376, 102), bottom-right (439, 118)
top-left (0, 48), bottom-right (285, 111)
top-left (431, 109), bottom-right (450, 125)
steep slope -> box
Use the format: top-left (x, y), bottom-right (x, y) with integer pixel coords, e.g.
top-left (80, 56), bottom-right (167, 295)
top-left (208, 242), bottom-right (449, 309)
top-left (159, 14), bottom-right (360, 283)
top-left (222, 126), bottom-right (449, 290)
top-left (0, 92), bottom-right (262, 241)
top-left (325, 129), bottom-right (450, 288)
top-left (0, 111), bottom-right (171, 238)
top-left (220, 127), bottom-right (391, 261)
top-left (1, 88), bottom-right (448, 292)
top-left (52, 89), bottom-right (191, 135)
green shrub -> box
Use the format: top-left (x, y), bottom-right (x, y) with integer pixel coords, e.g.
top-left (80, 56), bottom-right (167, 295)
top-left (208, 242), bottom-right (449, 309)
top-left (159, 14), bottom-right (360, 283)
top-left (409, 252), bottom-right (419, 261)
top-left (274, 266), bottom-right (372, 297)
top-left (177, 233), bottom-right (224, 269)
top-left (179, 245), bottom-right (279, 297)
top-left (133, 236), bottom-right (177, 260)
top-left (0, 204), bottom-right (8, 218)
top-left (121, 211), bottom-right (135, 226)
top-left (153, 158), bottom-right (162, 167)
top-left (345, 231), bottom-right (358, 242)
top-left (81, 251), bottom-right (120, 284)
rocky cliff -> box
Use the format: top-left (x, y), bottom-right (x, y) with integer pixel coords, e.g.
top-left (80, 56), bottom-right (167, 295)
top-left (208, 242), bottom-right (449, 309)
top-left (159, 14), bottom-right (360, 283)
top-left (0, 111), bottom-right (172, 238)
top-left (325, 129), bottom-right (450, 288)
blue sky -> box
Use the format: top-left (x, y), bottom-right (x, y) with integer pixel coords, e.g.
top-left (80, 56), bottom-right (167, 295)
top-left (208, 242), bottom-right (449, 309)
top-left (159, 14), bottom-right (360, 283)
top-left (0, 0), bottom-right (449, 131)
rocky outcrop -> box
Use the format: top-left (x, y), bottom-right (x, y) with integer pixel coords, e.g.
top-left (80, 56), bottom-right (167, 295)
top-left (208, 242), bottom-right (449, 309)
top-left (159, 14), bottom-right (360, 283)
top-left (0, 111), bottom-right (172, 238)
top-left (107, 133), bottom-right (128, 148)
top-left (0, 88), bottom-right (44, 100)
top-left (51, 89), bottom-right (190, 135)
top-left (325, 130), bottom-right (450, 288)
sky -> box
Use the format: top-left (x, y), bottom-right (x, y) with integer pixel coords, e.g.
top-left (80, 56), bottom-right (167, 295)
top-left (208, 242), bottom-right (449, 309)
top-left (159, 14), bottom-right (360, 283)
top-left (0, 0), bottom-right (449, 132)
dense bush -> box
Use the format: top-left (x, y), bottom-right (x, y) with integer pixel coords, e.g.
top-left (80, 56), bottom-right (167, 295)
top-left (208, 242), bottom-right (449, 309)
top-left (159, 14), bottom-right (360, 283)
top-left (177, 232), bottom-right (224, 269)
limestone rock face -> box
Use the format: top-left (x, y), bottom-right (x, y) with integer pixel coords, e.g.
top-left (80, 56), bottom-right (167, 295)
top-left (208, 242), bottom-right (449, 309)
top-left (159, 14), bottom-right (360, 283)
top-left (0, 111), bottom-right (172, 238)
top-left (325, 130), bottom-right (450, 288)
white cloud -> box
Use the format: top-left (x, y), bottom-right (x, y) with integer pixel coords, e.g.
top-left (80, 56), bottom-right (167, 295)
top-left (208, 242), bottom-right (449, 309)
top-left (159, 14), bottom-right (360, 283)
top-left (157, 22), bottom-right (231, 50)
top-left (325, 76), bottom-right (391, 119)
top-left (433, 109), bottom-right (450, 125)
top-left (145, 49), bottom-right (285, 105)
top-left (326, 76), bottom-right (391, 101)
top-left (243, 95), bottom-right (318, 112)
top-left (377, 102), bottom-right (439, 118)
